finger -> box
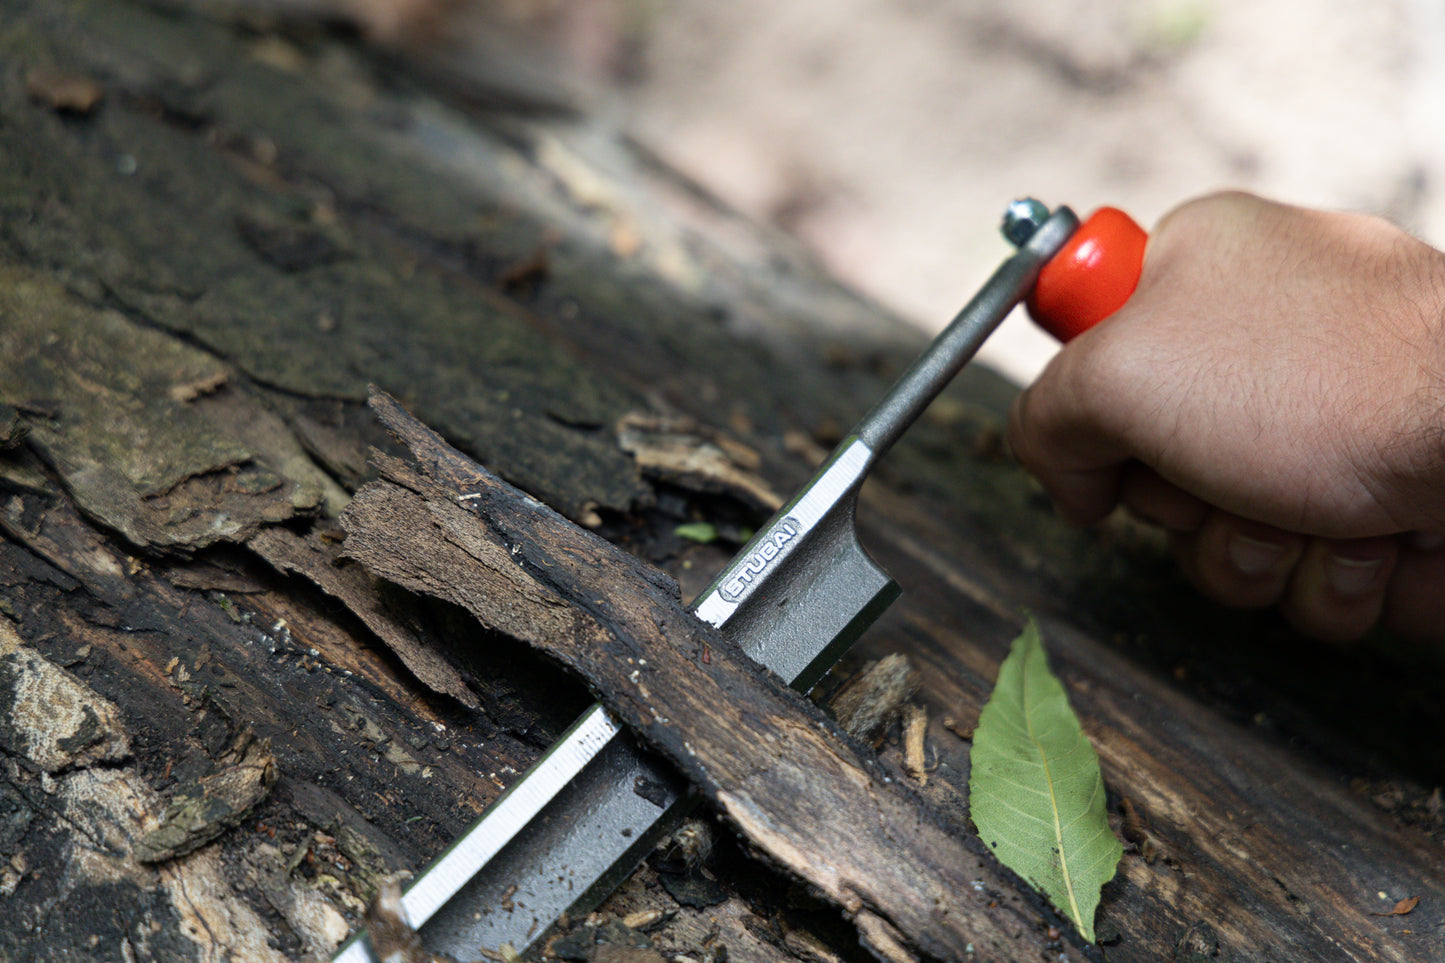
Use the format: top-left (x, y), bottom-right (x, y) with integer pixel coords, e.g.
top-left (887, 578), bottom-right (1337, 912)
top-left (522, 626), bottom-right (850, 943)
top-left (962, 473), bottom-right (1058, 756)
top-left (1175, 510), bottom-right (1304, 611)
top-left (1282, 536), bottom-right (1398, 643)
top-left (1382, 534), bottom-right (1445, 641)
top-left (1007, 385), bottom-right (1127, 526)
top-left (1119, 463), bottom-right (1208, 532)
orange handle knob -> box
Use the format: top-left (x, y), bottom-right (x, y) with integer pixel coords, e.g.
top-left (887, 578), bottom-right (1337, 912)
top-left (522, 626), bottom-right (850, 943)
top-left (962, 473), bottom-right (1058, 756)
top-left (1027, 207), bottom-right (1147, 342)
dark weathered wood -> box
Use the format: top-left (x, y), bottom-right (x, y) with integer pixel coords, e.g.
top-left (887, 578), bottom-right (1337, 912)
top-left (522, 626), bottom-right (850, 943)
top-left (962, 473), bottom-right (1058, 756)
top-left (342, 392), bottom-right (1092, 963)
top-left (2, 1), bottom-right (1444, 962)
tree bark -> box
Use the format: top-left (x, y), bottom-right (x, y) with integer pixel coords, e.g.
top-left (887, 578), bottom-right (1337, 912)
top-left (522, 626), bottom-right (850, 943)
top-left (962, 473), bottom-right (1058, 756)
top-left (1, 2), bottom-right (1443, 962)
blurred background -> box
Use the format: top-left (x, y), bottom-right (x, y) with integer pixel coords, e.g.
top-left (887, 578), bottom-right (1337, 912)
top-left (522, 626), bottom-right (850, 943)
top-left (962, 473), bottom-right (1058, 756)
top-left (265, 0), bottom-right (1445, 383)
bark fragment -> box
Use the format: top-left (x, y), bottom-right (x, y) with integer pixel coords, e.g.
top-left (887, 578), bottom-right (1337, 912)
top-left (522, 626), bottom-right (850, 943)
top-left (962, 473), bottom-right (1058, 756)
top-left (616, 412), bottom-right (782, 513)
top-left (830, 653), bottom-right (919, 742)
top-left (250, 527), bottom-right (483, 711)
top-left (0, 267), bottom-right (310, 552)
top-left (0, 626), bottom-right (130, 772)
top-left (134, 728), bottom-right (277, 863)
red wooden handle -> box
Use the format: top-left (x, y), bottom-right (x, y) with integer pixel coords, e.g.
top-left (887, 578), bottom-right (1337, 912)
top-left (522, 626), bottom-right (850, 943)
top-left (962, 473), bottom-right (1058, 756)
top-left (1027, 207), bottom-right (1147, 342)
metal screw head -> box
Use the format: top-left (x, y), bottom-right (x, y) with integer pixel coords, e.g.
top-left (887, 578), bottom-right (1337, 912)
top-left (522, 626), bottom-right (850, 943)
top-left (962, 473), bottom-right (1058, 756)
top-left (1001, 198), bottom-right (1051, 247)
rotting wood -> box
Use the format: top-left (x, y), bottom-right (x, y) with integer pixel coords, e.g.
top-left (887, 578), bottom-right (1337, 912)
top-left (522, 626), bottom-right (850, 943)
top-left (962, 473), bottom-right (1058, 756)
top-left (0, 267), bottom-right (317, 552)
top-left (134, 727), bottom-right (277, 864)
top-left (0, 1), bottom-right (1443, 961)
top-left (830, 653), bottom-right (920, 743)
top-left (341, 390), bottom-right (1095, 963)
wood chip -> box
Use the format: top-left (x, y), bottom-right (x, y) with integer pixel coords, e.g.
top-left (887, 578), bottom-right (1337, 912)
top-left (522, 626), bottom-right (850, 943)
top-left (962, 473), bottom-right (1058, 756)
top-left (135, 729), bottom-right (277, 863)
top-left (831, 653), bottom-right (918, 741)
top-left (615, 412), bottom-right (779, 512)
top-left (25, 67), bottom-right (104, 113)
top-left (1372, 895), bottom-right (1420, 917)
top-left (902, 703), bottom-right (928, 785)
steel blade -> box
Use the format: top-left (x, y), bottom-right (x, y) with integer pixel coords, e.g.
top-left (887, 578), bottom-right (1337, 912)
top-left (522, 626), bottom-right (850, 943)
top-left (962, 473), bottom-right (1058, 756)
top-left (413, 707), bottom-right (690, 955)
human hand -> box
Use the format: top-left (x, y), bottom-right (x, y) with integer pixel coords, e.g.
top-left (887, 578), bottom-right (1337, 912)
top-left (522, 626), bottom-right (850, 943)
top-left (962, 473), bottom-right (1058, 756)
top-left (1008, 192), bottom-right (1445, 641)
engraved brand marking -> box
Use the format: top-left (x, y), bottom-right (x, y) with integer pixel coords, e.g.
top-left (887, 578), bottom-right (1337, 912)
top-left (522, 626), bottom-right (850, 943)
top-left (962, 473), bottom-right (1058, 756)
top-left (718, 517), bottom-right (801, 603)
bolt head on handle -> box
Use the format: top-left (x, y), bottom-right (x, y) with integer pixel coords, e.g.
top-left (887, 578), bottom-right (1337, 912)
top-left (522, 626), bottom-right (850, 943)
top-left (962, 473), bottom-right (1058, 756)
top-left (1003, 201), bottom-right (1148, 343)
top-left (1001, 198), bottom-right (1052, 247)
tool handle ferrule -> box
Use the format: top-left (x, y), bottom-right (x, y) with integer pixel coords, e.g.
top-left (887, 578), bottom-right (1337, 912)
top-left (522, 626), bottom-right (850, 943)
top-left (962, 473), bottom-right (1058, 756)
top-left (1026, 206), bottom-right (1147, 342)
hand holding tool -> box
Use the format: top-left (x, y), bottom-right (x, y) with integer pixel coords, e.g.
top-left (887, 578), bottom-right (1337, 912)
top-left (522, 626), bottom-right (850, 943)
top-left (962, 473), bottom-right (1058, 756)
top-left (333, 200), bottom-right (1147, 963)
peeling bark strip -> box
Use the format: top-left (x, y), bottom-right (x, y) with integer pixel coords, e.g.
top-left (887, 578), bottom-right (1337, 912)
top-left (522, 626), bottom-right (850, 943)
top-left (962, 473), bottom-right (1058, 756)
top-left (249, 527), bottom-right (483, 712)
top-left (342, 391), bottom-right (1091, 963)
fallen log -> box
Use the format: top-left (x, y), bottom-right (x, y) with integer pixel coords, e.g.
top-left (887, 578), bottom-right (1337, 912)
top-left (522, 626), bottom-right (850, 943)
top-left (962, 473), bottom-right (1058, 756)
top-left (1, 1), bottom-right (1443, 961)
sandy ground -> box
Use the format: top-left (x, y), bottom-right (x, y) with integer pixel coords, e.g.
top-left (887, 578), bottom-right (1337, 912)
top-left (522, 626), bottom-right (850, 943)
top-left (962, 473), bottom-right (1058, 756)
top-left (280, 0), bottom-right (1445, 383)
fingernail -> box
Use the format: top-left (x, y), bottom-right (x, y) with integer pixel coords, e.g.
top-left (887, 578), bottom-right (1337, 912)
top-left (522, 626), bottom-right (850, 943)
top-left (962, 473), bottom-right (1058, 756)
top-left (1227, 534), bottom-right (1286, 576)
top-left (1325, 555), bottom-right (1384, 598)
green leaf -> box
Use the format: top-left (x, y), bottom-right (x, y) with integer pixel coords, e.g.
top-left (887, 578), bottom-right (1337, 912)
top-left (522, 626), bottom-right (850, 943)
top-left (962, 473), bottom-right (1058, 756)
top-left (674, 522), bottom-right (718, 543)
top-left (968, 619), bottom-right (1121, 942)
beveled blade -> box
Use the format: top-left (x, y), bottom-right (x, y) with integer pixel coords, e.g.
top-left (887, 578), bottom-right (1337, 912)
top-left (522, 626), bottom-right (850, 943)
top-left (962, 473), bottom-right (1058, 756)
top-left (405, 705), bottom-right (690, 956)
top-left (691, 439), bottom-right (898, 687)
